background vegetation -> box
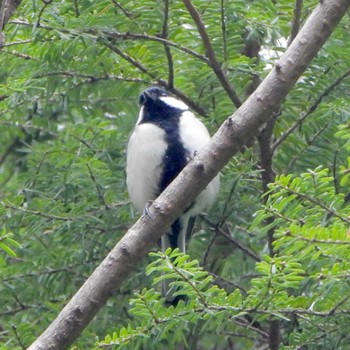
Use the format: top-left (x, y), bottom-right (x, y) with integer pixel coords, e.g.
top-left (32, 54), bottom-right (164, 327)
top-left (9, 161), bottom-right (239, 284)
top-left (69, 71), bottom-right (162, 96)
top-left (0, 0), bottom-right (349, 349)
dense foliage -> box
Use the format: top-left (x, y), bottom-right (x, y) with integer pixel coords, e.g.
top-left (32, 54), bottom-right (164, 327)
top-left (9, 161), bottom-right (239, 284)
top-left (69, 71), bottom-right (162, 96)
top-left (0, 0), bottom-right (349, 349)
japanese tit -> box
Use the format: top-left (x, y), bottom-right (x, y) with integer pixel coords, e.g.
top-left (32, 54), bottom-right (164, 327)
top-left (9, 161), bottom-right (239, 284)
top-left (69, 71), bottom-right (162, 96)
top-left (126, 86), bottom-right (220, 304)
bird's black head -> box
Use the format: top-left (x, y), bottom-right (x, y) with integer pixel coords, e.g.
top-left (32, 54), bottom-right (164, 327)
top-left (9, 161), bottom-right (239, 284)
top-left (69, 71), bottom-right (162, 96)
top-left (139, 86), bottom-right (168, 106)
top-left (137, 86), bottom-right (188, 127)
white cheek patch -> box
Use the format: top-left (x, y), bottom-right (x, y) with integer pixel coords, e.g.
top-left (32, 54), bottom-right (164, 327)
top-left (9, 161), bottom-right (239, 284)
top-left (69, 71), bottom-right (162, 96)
top-left (160, 96), bottom-right (189, 111)
top-left (136, 105), bottom-right (145, 125)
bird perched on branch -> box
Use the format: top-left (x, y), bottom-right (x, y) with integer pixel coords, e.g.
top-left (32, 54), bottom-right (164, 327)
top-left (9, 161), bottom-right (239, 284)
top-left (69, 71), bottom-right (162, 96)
top-left (126, 86), bottom-right (220, 304)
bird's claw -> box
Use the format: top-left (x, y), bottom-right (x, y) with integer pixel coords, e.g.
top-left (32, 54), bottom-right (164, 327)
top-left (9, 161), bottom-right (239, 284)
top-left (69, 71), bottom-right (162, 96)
top-left (143, 200), bottom-right (154, 218)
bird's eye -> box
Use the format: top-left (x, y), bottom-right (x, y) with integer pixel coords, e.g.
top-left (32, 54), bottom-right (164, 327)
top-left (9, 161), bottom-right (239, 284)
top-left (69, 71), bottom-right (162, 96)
top-left (139, 93), bottom-right (146, 105)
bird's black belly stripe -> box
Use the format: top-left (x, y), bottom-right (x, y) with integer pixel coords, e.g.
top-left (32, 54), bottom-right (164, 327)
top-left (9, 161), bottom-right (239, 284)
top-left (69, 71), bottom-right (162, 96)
top-left (139, 101), bottom-right (190, 247)
top-left (140, 105), bottom-right (189, 194)
top-left (160, 122), bottom-right (188, 248)
top-left (160, 136), bottom-right (188, 192)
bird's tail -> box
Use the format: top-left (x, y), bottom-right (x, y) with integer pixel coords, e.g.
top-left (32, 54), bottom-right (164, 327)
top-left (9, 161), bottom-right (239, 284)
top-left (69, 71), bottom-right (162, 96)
top-left (161, 215), bottom-right (196, 306)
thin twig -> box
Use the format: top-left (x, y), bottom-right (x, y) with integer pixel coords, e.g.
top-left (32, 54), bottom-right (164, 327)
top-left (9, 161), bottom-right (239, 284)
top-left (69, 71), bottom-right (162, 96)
top-left (220, 0), bottom-right (228, 62)
top-left (33, 71), bottom-right (143, 82)
top-left (332, 150), bottom-right (339, 194)
top-left (101, 30), bottom-right (210, 63)
top-left (2, 264), bottom-right (92, 282)
top-left (10, 20), bottom-right (209, 64)
top-left (288, 0), bottom-right (303, 46)
top-left (73, 0), bottom-right (80, 17)
top-left (182, 0), bottom-right (242, 108)
top-left (111, 1), bottom-right (134, 19)
top-left (285, 122), bottom-right (329, 172)
top-left (273, 68), bottom-right (350, 151)
top-left (257, 112), bottom-right (281, 259)
top-left (103, 40), bottom-right (208, 116)
top-left (2, 39), bottom-right (32, 47)
top-left (12, 325), bottom-right (26, 350)
top-left (258, 111), bottom-right (282, 350)
top-left (0, 136), bottom-right (20, 166)
top-left (161, 0), bottom-right (174, 89)
top-left (201, 216), bottom-right (261, 262)
top-left (277, 184), bottom-right (350, 225)
top-left (166, 255), bottom-right (208, 307)
top-left (284, 229), bottom-right (350, 245)
top-left (229, 319), bottom-right (269, 340)
top-left (35, 0), bottom-right (54, 27)
top-left (86, 163), bottom-right (109, 210)
top-left (0, 304), bottom-right (37, 317)
top-left (2, 202), bottom-right (74, 221)
top-left (219, 176), bottom-right (241, 225)
top-left (0, 121), bottom-right (57, 138)
top-left (209, 271), bottom-right (247, 295)
top-left (202, 232), bottom-right (217, 267)
top-left (2, 49), bottom-right (34, 59)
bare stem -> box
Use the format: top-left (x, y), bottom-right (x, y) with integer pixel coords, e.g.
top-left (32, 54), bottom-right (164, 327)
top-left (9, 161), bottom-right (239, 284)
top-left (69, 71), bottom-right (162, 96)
top-left (182, 0), bottom-right (242, 108)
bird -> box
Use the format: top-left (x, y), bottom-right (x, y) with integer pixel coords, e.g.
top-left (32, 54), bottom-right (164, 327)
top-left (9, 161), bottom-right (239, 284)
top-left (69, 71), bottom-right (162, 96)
top-left (126, 86), bottom-right (220, 304)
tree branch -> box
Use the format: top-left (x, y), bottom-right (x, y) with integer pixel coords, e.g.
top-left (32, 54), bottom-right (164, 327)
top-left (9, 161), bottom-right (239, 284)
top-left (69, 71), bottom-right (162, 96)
top-left (277, 184), bottom-right (350, 225)
top-left (28, 1), bottom-right (350, 349)
top-left (220, 0), bottom-right (228, 62)
top-left (285, 121), bottom-right (330, 171)
top-left (9, 21), bottom-right (209, 64)
top-left (161, 0), bottom-right (174, 89)
top-left (1, 48), bottom-right (33, 59)
top-left (284, 230), bottom-right (350, 245)
top-left (288, 0), bottom-right (303, 46)
top-left (0, 0), bottom-right (22, 47)
top-left (182, 0), bottom-right (242, 108)
top-left (272, 68), bottom-right (350, 151)
top-left (35, 0), bottom-right (53, 27)
top-left (3, 202), bottom-right (75, 221)
top-left (201, 215), bottom-right (261, 262)
top-left (103, 40), bottom-right (208, 116)
top-left (257, 111), bottom-right (281, 350)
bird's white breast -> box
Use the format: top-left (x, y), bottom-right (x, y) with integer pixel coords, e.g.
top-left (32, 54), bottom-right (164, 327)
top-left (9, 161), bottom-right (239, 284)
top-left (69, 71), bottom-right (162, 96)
top-left (126, 123), bottom-right (167, 213)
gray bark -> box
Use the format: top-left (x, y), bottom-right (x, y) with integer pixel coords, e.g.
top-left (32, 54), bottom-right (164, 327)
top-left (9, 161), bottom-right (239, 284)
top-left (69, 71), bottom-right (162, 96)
top-left (0, 0), bottom-right (22, 47)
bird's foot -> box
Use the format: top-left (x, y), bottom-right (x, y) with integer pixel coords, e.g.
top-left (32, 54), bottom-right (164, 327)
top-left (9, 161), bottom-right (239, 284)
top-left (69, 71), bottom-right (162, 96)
top-left (143, 200), bottom-right (154, 218)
